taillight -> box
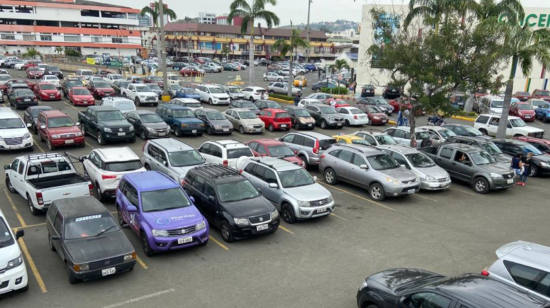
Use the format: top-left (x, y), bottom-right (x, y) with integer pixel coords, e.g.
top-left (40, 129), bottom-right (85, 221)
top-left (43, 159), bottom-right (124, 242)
top-left (320, 154), bottom-right (325, 159)
top-left (16, 98), bottom-right (22, 102)
top-left (88, 183), bottom-right (94, 196)
top-left (36, 192), bottom-right (44, 206)
top-left (481, 270), bottom-right (489, 276)
top-left (354, 115), bottom-right (358, 119)
top-left (313, 140), bottom-right (320, 154)
top-left (102, 174), bottom-right (117, 180)
top-left (223, 160), bottom-right (228, 166)
top-left (180, 179), bottom-right (186, 186)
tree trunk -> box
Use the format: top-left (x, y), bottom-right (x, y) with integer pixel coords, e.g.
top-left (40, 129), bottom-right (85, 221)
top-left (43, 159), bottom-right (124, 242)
top-left (496, 79), bottom-right (514, 139)
top-left (287, 53), bottom-right (294, 96)
top-left (409, 110), bottom-right (416, 147)
top-left (249, 24), bottom-right (255, 86)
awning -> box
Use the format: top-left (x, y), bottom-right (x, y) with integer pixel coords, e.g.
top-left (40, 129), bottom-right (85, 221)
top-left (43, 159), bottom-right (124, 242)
top-left (198, 36), bottom-right (214, 42)
top-left (232, 38), bottom-right (247, 44)
top-left (165, 35), bottom-right (175, 40)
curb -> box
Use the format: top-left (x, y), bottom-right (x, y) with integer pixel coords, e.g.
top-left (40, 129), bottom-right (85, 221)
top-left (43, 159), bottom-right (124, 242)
top-left (388, 120), bottom-right (396, 125)
top-left (451, 115), bottom-right (476, 122)
top-left (268, 97), bottom-right (294, 104)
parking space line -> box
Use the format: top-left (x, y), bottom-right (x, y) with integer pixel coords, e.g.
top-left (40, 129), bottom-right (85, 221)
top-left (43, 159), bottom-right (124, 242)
top-left (279, 225), bottom-right (294, 234)
top-left (101, 288), bottom-right (175, 308)
top-left (63, 101), bottom-right (78, 110)
top-left (16, 233), bottom-right (48, 293)
top-left (318, 182), bottom-right (396, 212)
top-left (208, 235), bottom-right (229, 251)
top-left (136, 256), bottom-right (148, 269)
top-left (31, 136), bottom-right (46, 153)
top-left (85, 141), bottom-right (95, 148)
top-left (4, 189), bottom-right (27, 227)
top-left (12, 222), bottom-right (45, 230)
top-left (413, 194), bottom-right (439, 203)
top-left (330, 213), bottom-right (348, 221)
top-left (450, 187), bottom-right (477, 197)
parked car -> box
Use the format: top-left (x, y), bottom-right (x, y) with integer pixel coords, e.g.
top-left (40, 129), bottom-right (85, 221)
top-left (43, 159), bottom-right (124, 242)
top-left (26, 67), bottom-right (44, 79)
top-left (0, 208), bottom-right (28, 294)
top-left (155, 104), bottom-right (205, 136)
top-left (68, 87), bottom-right (95, 106)
top-left (147, 84), bottom-right (163, 99)
top-left (514, 135), bottom-right (550, 154)
top-left (143, 76), bottom-right (164, 89)
top-left (320, 143), bottom-right (420, 201)
top-left (268, 82), bottom-right (302, 95)
top-left (61, 78), bottom-right (85, 97)
top-left (182, 164), bottom-right (279, 242)
top-left (37, 110), bottom-right (84, 150)
top-left (305, 104), bottom-right (345, 129)
top-left (122, 83), bottom-right (159, 106)
top-left (194, 108), bottom-right (233, 135)
top-left (87, 80), bottom-right (114, 99)
top-left (336, 106), bottom-right (369, 126)
top-left (263, 72), bottom-right (288, 82)
top-left (125, 110), bottom-right (170, 140)
top-left (44, 65), bottom-right (63, 79)
top-left (360, 84), bottom-right (376, 97)
top-left (258, 108), bottom-right (291, 132)
top-left (333, 134), bottom-right (372, 146)
top-left (168, 98), bottom-right (203, 111)
top-left (173, 87), bottom-right (201, 100)
top-left (416, 126), bottom-right (457, 146)
top-left (103, 73), bottom-right (125, 85)
top-left (474, 114), bottom-right (544, 138)
top-left (225, 86), bottom-right (246, 100)
top-left (356, 97), bottom-right (394, 115)
top-left (293, 76), bottom-right (307, 87)
top-left (530, 89), bottom-right (550, 101)
top-left (528, 98), bottom-right (547, 109)
top-left (46, 197), bottom-right (136, 283)
top-left (297, 98), bottom-right (322, 109)
top-left (534, 101), bottom-right (550, 122)
top-left (40, 75), bottom-right (61, 88)
top-left (23, 106), bottom-right (53, 135)
top-left (229, 99), bottom-right (259, 113)
top-left (241, 86), bottom-right (268, 101)
top-left (75, 69), bottom-right (93, 79)
top-left (78, 106), bottom-right (135, 144)
top-left (180, 67), bottom-right (203, 76)
top-left (362, 106), bottom-right (389, 125)
top-left (245, 139), bottom-right (304, 166)
top-left (443, 136), bottom-right (512, 164)
top-left (443, 123), bottom-right (491, 139)
top-left (198, 140), bottom-right (254, 168)
top-left (224, 108), bottom-right (265, 134)
top-left (384, 126), bottom-right (439, 148)
top-left (279, 131), bottom-right (336, 168)
top-left (0, 107), bottom-right (34, 151)
top-left (513, 91), bottom-right (531, 101)
top-left (492, 139), bottom-right (550, 176)
top-left (282, 106), bottom-right (315, 130)
top-left (100, 97), bottom-right (136, 114)
top-left (322, 98), bottom-right (350, 108)
top-left (111, 80), bottom-right (131, 95)
top-left (8, 88), bottom-right (38, 109)
top-left (195, 84), bottom-right (230, 105)
top-left (305, 93), bottom-right (333, 100)
top-left (382, 85), bottom-right (401, 99)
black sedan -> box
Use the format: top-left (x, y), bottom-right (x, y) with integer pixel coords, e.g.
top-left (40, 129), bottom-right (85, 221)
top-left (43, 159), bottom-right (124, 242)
top-left (24, 105), bottom-right (54, 134)
top-left (492, 139), bottom-right (550, 176)
top-left (8, 89), bottom-right (38, 109)
top-left (45, 65), bottom-right (64, 79)
top-left (125, 110), bottom-right (170, 140)
top-left (361, 84), bottom-right (375, 97)
top-left (382, 85), bottom-right (401, 99)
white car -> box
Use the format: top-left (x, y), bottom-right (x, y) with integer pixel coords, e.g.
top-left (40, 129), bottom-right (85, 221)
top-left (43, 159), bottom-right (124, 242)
top-left (305, 93), bottom-right (333, 100)
top-left (80, 147), bottom-right (146, 201)
top-left (268, 82), bottom-right (302, 95)
top-left (0, 209), bottom-right (28, 294)
top-left (263, 72), bottom-right (288, 82)
top-left (195, 84), bottom-right (230, 105)
top-left (197, 140), bottom-right (254, 169)
top-left (473, 114), bottom-right (545, 138)
top-left (166, 73), bottom-right (180, 86)
top-left (169, 98), bottom-right (203, 111)
top-left (336, 106), bottom-right (369, 126)
top-left (0, 107), bottom-right (33, 151)
top-left (37, 63), bottom-right (48, 71)
top-left (14, 61), bottom-right (27, 70)
top-left (478, 95), bottom-right (519, 114)
top-left (100, 97), bottom-right (136, 114)
top-left (298, 99), bottom-right (322, 108)
top-left (122, 83), bottom-right (159, 106)
top-left (41, 75), bottom-right (60, 87)
top-left (416, 126), bottom-right (457, 146)
top-left (0, 74), bottom-right (11, 85)
top-left (104, 73), bottom-right (124, 85)
top-left (241, 86), bottom-right (268, 101)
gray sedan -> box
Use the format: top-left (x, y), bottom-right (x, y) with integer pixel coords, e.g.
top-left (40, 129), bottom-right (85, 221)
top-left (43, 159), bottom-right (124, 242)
top-left (125, 110), bottom-right (170, 140)
top-left (224, 108), bottom-right (265, 134)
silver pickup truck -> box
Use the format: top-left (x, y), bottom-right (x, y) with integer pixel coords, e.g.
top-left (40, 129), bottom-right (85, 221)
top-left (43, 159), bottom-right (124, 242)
top-left (4, 153), bottom-right (92, 215)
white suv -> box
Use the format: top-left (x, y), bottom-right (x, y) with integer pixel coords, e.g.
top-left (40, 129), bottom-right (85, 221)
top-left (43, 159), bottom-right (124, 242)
top-left (241, 86), bottom-right (267, 101)
top-left (41, 75), bottom-right (60, 87)
top-left (0, 209), bottom-right (29, 294)
top-left (195, 84), bottom-right (230, 105)
top-left (197, 140), bottom-right (254, 169)
top-left (0, 107), bottom-right (33, 151)
top-left (474, 114), bottom-right (545, 138)
top-left (100, 97), bottom-right (136, 114)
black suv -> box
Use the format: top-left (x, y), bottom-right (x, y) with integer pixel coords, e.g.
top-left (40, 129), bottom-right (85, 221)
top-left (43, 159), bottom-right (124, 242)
top-left (357, 268), bottom-right (550, 308)
top-left (493, 139), bottom-right (550, 176)
top-left (44, 65), bottom-right (64, 79)
top-left (183, 164), bottom-right (279, 242)
top-left (382, 85), bottom-right (401, 99)
top-left (443, 136), bottom-right (512, 164)
top-left (360, 84), bottom-right (375, 98)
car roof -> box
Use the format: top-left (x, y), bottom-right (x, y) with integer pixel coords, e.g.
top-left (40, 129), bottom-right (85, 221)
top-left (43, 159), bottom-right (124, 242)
top-left (494, 138), bottom-right (529, 146)
top-left (264, 108), bottom-right (286, 113)
top-left (88, 106), bottom-right (118, 111)
top-left (150, 138), bottom-right (194, 151)
top-left (441, 143), bottom-right (481, 153)
top-left (0, 107), bottom-right (19, 119)
top-left (479, 114), bottom-right (520, 120)
top-left (125, 171), bottom-right (178, 192)
top-left (95, 147), bottom-right (139, 162)
top-left (173, 98), bottom-right (200, 103)
top-left (448, 135), bottom-right (490, 143)
top-left (202, 108), bottom-right (221, 112)
top-left (52, 196), bottom-right (109, 219)
top-left (27, 106), bottom-right (53, 111)
top-left (160, 104), bottom-right (190, 110)
top-left (331, 143), bottom-right (382, 155)
top-left (376, 144), bottom-right (419, 154)
top-left (41, 110), bottom-right (68, 118)
top-left (249, 157), bottom-right (301, 171)
top-left (103, 97), bottom-right (133, 103)
top-left (288, 131), bottom-right (333, 140)
top-left (190, 164), bottom-right (243, 183)
top-left (334, 134), bottom-right (362, 140)
top-left (249, 138), bottom-right (283, 145)
top-left (495, 241), bottom-right (550, 269)
top-left (230, 108), bottom-right (254, 113)
top-left (207, 140), bottom-right (247, 148)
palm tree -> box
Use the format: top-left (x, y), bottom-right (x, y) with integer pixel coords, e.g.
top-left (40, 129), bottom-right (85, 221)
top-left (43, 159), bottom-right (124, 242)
top-left (404, 0), bottom-right (476, 34)
top-left (272, 29), bottom-right (310, 96)
top-left (330, 59), bottom-right (350, 89)
top-left (475, 0), bottom-right (524, 21)
top-left (221, 46), bottom-right (231, 60)
top-left (141, 2), bottom-right (177, 57)
top-left (23, 48), bottom-right (40, 58)
top-left (227, 0), bottom-right (280, 86)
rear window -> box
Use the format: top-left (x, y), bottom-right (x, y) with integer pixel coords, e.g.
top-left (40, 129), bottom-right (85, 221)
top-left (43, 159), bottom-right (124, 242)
top-left (275, 112), bottom-right (290, 118)
top-left (227, 148), bottom-right (253, 159)
top-left (319, 139), bottom-right (336, 150)
top-left (104, 160), bottom-right (143, 172)
top-left (504, 260), bottom-right (546, 290)
top-left (476, 115), bottom-right (490, 124)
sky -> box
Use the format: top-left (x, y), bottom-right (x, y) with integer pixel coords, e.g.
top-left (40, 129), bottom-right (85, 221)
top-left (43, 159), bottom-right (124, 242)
top-left (96, 0), bottom-right (550, 25)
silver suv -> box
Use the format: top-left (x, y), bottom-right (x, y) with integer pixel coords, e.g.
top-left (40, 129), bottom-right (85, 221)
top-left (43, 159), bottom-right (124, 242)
top-left (142, 138), bottom-right (206, 185)
top-left (279, 131), bottom-right (336, 168)
top-left (319, 144), bottom-right (420, 201)
top-left (484, 241), bottom-right (550, 301)
top-left (236, 157), bottom-right (334, 223)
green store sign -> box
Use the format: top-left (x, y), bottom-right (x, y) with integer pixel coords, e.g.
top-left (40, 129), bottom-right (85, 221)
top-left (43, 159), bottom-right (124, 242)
top-left (499, 13), bottom-right (550, 28)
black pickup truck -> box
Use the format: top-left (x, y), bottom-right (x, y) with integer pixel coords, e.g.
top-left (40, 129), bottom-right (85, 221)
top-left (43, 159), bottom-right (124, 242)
top-left (78, 106), bottom-right (135, 144)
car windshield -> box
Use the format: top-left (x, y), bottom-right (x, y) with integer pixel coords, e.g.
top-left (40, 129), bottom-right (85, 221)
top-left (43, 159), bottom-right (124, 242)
top-left (416, 131), bottom-right (431, 139)
top-left (140, 114), bottom-right (163, 123)
top-left (517, 104), bottom-right (533, 110)
top-left (171, 85), bottom-right (182, 90)
top-left (238, 102), bottom-right (256, 109)
top-left (509, 118), bottom-right (526, 127)
top-left (206, 111), bottom-right (225, 120)
top-left (367, 154), bottom-right (400, 170)
top-left (349, 108), bottom-right (363, 114)
top-left (406, 153), bottom-right (435, 168)
top-left (229, 88), bottom-right (241, 93)
top-left (48, 116), bottom-right (74, 128)
top-left (173, 109), bottom-right (194, 117)
top-left (150, 77), bottom-right (162, 81)
top-left (367, 107), bottom-right (381, 113)
top-left (32, 108), bottom-right (51, 117)
top-left (481, 142), bottom-right (503, 155)
top-left (275, 112), bottom-right (290, 118)
top-left (351, 139), bottom-right (371, 146)
top-left (181, 88), bottom-right (197, 94)
top-left (64, 213), bottom-right (119, 239)
top-left (0, 76), bottom-right (10, 81)
top-left (471, 151), bottom-right (495, 165)
top-left (209, 87), bottom-right (224, 94)
top-left (116, 102), bottom-right (135, 111)
top-left (266, 102), bottom-right (281, 109)
top-left (1, 118), bottom-right (24, 129)
top-left (491, 100), bottom-right (504, 108)
top-left (141, 188), bottom-right (191, 212)
top-left (80, 71), bottom-right (92, 76)
top-left (294, 109), bottom-right (310, 116)
top-left (438, 129), bottom-right (456, 138)
top-left (227, 148), bottom-right (253, 159)
top-left (538, 91), bottom-right (550, 96)
top-left (279, 169), bottom-right (315, 188)
top-left (0, 218), bottom-right (14, 248)
top-left (104, 160), bottom-right (142, 172)
top-left (111, 75), bottom-right (123, 80)
top-left (46, 66), bottom-right (59, 71)
top-left (97, 111), bottom-right (125, 121)
top-left (217, 180), bottom-right (259, 202)
top-left (148, 85), bottom-right (161, 91)
top-left (136, 86), bottom-right (152, 93)
top-left (267, 145), bottom-right (294, 157)
top-left (320, 107), bottom-right (337, 114)
top-left (116, 82), bottom-right (130, 88)
top-left (94, 82), bottom-right (110, 88)
top-left (168, 150), bottom-right (204, 167)
top-left (464, 127), bottom-right (483, 136)
top-left (16, 90), bottom-right (34, 96)
top-left (531, 100), bottom-right (546, 107)
top-left (238, 111), bottom-right (257, 119)
top-left (522, 144), bottom-right (543, 156)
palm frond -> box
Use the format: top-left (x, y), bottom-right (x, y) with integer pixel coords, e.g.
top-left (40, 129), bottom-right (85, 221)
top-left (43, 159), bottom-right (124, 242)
top-left (229, 0), bottom-right (251, 12)
top-left (255, 10), bottom-right (280, 28)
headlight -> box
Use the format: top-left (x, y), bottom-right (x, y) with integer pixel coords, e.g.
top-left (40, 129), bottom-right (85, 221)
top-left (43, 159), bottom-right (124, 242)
top-left (103, 127), bottom-right (112, 132)
top-left (270, 210), bottom-right (279, 220)
top-left (73, 263), bottom-right (89, 272)
top-left (75, 132), bottom-right (83, 137)
top-left (233, 218), bottom-right (250, 226)
top-left (200, 123), bottom-right (205, 127)
top-left (152, 229), bottom-right (169, 237)
top-left (23, 133), bottom-right (30, 139)
top-left (214, 125), bottom-right (222, 129)
top-left (490, 173), bottom-right (503, 179)
top-left (6, 255), bottom-right (23, 270)
top-left (246, 123), bottom-right (254, 127)
top-left (196, 220), bottom-right (206, 231)
top-left (424, 175), bottom-right (436, 181)
top-left (297, 200), bottom-right (310, 208)
top-left (51, 134), bottom-right (60, 139)
top-left (123, 252), bottom-right (136, 261)
top-left (299, 118), bottom-right (306, 124)
top-left (128, 126), bottom-right (134, 131)
top-left (327, 117), bottom-right (334, 121)
top-left (540, 162), bottom-right (549, 167)
top-left (181, 123), bottom-right (188, 128)
top-left (385, 177), bottom-right (401, 186)
top-left (373, 116), bottom-right (380, 119)
top-left (359, 280), bottom-right (368, 291)
top-left (326, 195), bottom-right (334, 203)
top-left (146, 127), bottom-right (156, 133)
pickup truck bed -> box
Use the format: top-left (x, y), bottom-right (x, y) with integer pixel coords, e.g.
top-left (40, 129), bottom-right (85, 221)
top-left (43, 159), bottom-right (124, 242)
top-left (28, 173), bottom-right (88, 190)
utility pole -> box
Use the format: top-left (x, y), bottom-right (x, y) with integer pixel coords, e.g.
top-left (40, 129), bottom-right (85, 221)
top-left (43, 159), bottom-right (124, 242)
top-left (158, 0), bottom-right (168, 98)
top-left (305, 0), bottom-right (312, 63)
top-left (185, 16), bottom-right (191, 60)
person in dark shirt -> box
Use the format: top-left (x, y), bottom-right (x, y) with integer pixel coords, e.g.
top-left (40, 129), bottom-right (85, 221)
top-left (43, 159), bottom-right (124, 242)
top-left (521, 152), bottom-right (533, 186)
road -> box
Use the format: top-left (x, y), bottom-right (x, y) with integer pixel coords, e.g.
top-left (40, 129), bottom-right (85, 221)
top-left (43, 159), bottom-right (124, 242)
top-left (1, 66), bottom-right (549, 308)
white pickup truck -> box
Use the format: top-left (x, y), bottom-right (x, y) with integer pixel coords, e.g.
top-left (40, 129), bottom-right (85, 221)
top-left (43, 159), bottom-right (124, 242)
top-left (104, 73), bottom-right (125, 85)
top-left (4, 153), bottom-right (93, 215)
top-left (121, 83), bottom-right (159, 106)
top-left (166, 73), bottom-right (181, 86)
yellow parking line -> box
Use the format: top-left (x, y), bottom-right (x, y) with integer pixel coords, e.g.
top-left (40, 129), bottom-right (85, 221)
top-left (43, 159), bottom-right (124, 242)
top-left (17, 233), bottom-right (47, 293)
top-left (136, 256), bottom-right (148, 269)
top-left (413, 194), bottom-right (439, 203)
top-left (4, 189), bottom-right (27, 227)
top-left (63, 101), bottom-right (78, 110)
top-left (330, 213), bottom-right (348, 221)
top-left (31, 136), bottom-right (46, 153)
top-left (279, 225), bottom-right (294, 234)
top-left (318, 182), bottom-right (396, 212)
top-left (85, 141), bottom-right (95, 148)
top-left (12, 222), bottom-right (45, 230)
top-left (208, 235), bottom-right (229, 251)
top-left (450, 187), bottom-right (477, 197)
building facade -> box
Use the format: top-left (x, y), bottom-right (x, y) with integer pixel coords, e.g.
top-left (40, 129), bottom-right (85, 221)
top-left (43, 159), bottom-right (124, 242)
top-left (0, 0), bottom-right (141, 57)
top-left (198, 12), bottom-right (216, 25)
top-left (215, 15), bottom-right (243, 26)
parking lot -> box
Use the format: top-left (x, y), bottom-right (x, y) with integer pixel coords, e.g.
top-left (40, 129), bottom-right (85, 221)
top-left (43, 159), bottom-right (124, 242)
top-left (1, 66), bottom-right (550, 308)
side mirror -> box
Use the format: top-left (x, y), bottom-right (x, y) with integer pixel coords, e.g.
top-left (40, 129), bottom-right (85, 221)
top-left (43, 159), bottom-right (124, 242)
top-left (26, 123), bottom-right (32, 128)
top-left (40, 125), bottom-right (46, 129)
top-left (360, 164), bottom-right (368, 170)
top-left (208, 195), bottom-right (216, 202)
top-left (15, 229), bottom-right (25, 240)
top-left (127, 205), bottom-right (138, 212)
top-left (189, 196), bottom-right (195, 203)
top-left (313, 176), bottom-right (318, 182)
top-left (50, 235), bottom-right (61, 241)
top-left (4, 164), bottom-right (11, 170)
top-left (268, 183), bottom-right (278, 189)
top-left (75, 122), bottom-right (80, 126)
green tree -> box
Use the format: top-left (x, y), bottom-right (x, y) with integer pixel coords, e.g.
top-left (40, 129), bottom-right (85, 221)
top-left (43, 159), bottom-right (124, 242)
top-left (272, 29), bottom-right (310, 96)
top-left (141, 2), bottom-right (177, 57)
top-left (404, 0), bottom-right (476, 34)
top-left (54, 47), bottom-right (63, 54)
top-left (23, 48), bottom-right (40, 58)
top-left (221, 46), bottom-right (231, 60)
top-left (330, 59), bottom-right (350, 88)
top-left (475, 0), bottom-right (524, 21)
top-left (227, 0), bottom-right (280, 86)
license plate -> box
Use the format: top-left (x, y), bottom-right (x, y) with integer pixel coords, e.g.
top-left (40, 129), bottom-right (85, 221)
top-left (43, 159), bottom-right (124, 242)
top-left (525, 115), bottom-right (531, 118)
top-left (382, 120), bottom-right (387, 123)
top-left (24, 99), bottom-right (30, 102)
top-left (65, 139), bottom-right (74, 144)
top-left (192, 130), bottom-right (197, 133)
top-left (50, 95), bottom-right (54, 98)
top-left (280, 125), bottom-right (287, 128)
top-left (308, 124), bottom-right (312, 127)
top-left (507, 179), bottom-right (514, 184)
top-left (407, 189), bottom-right (416, 194)
top-left (177, 237), bottom-right (192, 244)
top-left (102, 267), bottom-right (116, 276)
top-left (159, 132), bottom-right (166, 136)
top-left (256, 224), bottom-right (268, 231)
top-left (223, 128), bottom-right (229, 132)
top-left (316, 208), bottom-right (327, 213)
top-left (117, 132), bottom-right (126, 136)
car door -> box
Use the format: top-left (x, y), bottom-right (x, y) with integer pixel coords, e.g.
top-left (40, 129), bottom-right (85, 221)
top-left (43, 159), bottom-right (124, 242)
top-left (405, 292), bottom-right (454, 308)
top-left (487, 117), bottom-right (500, 136)
top-left (52, 210), bottom-right (65, 259)
top-left (333, 150), bottom-right (353, 182)
top-left (37, 113), bottom-right (47, 140)
top-left (225, 110), bottom-right (238, 127)
top-left (12, 160), bottom-right (27, 195)
top-left (350, 154), bottom-right (370, 189)
top-left (124, 182), bottom-right (141, 233)
top-left (306, 106), bottom-right (321, 123)
top-left (201, 181), bottom-right (219, 224)
top-left (84, 151), bottom-right (101, 185)
top-left (435, 148), bottom-right (456, 176)
top-left (259, 166), bottom-right (281, 203)
top-left (86, 110), bottom-right (98, 137)
top-left (198, 143), bottom-right (217, 164)
top-left (393, 130), bottom-right (408, 146)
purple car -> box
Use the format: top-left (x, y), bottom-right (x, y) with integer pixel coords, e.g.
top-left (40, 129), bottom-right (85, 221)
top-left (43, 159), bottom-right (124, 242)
top-left (115, 171), bottom-right (209, 256)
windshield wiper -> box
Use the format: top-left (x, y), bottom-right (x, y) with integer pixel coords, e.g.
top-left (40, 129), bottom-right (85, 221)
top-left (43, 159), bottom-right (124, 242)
top-left (93, 225), bottom-right (116, 237)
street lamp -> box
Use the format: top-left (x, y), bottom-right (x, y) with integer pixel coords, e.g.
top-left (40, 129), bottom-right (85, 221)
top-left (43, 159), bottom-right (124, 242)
top-left (185, 16), bottom-right (191, 60)
top-left (158, 0), bottom-right (168, 98)
top-left (306, 0), bottom-right (312, 63)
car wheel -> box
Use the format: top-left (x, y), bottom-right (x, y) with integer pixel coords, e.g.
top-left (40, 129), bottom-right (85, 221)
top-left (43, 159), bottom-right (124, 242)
top-left (141, 233), bottom-right (155, 257)
top-left (239, 126), bottom-right (245, 134)
top-left (135, 97), bottom-right (141, 107)
top-left (47, 139), bottom-right (55, 151)
top-left (48, 233), bottom-right (56, 252)
top-left (320, 120), bottom-right (327, 129)
top-left (344, 119), bottom-right (351, 127)
top-left (473, 177), bottom-right (489, 194)
top-left (369, 183), bottom-right (386, 201)
top-left (144, 164), bottom-right (151, 171)
top-left (479, 129), bottom-right (488, 135)
top-left (268, 124), bottom-right (275, 132)
top-left (530, 165), bottom-right (539, 177)
top-left (209, 98), bottom-right (213, 105)
top-left (220, 221), bottom-right (234, 243)
top-left (95, 182), bottom-right (104, 202)
top-left (6, 178), bottom-right (17, 194)
top-left (175, 126), bottom-right (182, 137)
top-left (97, 131), bottom-right (106, 145)
top-left (282, 203), bottom-right (296, 224)
top-left (140, 130), bottom-right (147, 140)
top-left (324, 168), bottom-right (338, 185)
top-left (28, 195), bottom-right (39, 216)
top-left (206, 126), bottom-right (213, 135)
top-left (117, 206), bottom-right (126, 227)
top-left (67, 263), bottom-right (79, 284)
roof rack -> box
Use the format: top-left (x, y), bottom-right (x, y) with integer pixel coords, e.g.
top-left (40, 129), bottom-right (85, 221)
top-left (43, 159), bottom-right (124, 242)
top-left (193, 164), bottom-right (239, 179)
top-left (356, 128), bottom-right (383, 134)
top-left (23, 152), bottom-right (64, 161)
top-left (211, 140), bottom-right (242, 148)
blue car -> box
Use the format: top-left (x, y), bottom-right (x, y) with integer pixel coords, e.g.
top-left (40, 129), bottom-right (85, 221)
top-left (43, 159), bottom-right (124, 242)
top-left (534, 102), bottom-right (550, 122)
top-left (174, 88), bottom-right (201, 100)
top-left (303, 64), bottom-right (316, 71)
top-left (155, 104), bottom-right (205, 136)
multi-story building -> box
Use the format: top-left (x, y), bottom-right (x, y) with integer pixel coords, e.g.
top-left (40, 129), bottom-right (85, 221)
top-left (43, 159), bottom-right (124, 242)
top-left (198, 12), bottom-right (216, 25)
top-left (0, 0), bottom-right (142, 57)
top-left (164, 23), bottom-right (336, 61)
top-left (215, 15), bottom-right (243, 26)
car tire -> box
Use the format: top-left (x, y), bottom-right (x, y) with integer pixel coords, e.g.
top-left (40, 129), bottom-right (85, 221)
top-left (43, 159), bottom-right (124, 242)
top-left (28, 195), bottom-right (40, 216)
top-left (67, 263), bottom-right (79, 284)
top-left (344, 120), bottom-right (351, 127)
top-left (95, 182), bottom-right (104, 202)
top-left (141, 130), bottom-right (147, 140)
top-left (369, 183), bottom-right (386, 201)
top-left (324, 168), bottom-right (338, 185)
top-left (239, 126), bottom-right (245, 134)
top-left (6, 177), bottom-right (17, 194)
top-left (282, 203), bottom-right (296, 224)
top-left (209, 98), bottom-right (213, 105)
top-left (117, 206), bottom-right (126, 227)
top-left (473, 177), bottom-right (489, 194)
top-left (294, 122), bottom-right (300, 130)
top-left (135, 97), bottom-right (141, 107)
top-left (97, 131), bottom-right (106, 145)
top-left (530, 165), bottom-right (539, 177)
top-left (268, 124), bottom-right (275, 132)
top-left (141, 233), bottom-right (155, 257)
top-left (320, 120), bottom-right (327, 129)
top-left (220, 221), bottom-right (234, 243)
top-left (144, 164), bottom-right (151, 171)
top-left (48, 233), bottom-right (56, 252)
top-left (175, 126), bottom-right (182, 137)
top-left (206, 126), bottom-right (213, 135)
top-left (479, 129), bottom-right (488, 135)
top-left (47, 139), bottom-right (55, 151)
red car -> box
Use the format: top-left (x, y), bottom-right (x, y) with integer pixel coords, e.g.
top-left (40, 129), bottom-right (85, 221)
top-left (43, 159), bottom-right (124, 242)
top-left (322, 98), bottom-right (351, 108)
top-left (530, 89), bottom-right (550, 101)
top-left (245, 139), bottom-right (305, 167)
top-left (144, 76), bottom-right (164, 89)
top-left (36, 110), bottom-right (85, 150)
top-left (87, 80), bottom-right (114, 99)
top-left (258, 108), bottom-right (292, 131)
top-left (514, 136), bottom-right (550, 155)
top-left (34, 82), bottom-right (61, 101)
top-left (388, 98), bottom-right (412, 112)
top-left (509, 101), bottom-right (536, 122)
top-left (68, 87), bottom-right (95, 106)
top-left (26, 67), bottom-right (44, 79)
top-left (363, 106), bottom-right (388, 125)
top-left (180, 67), bottom-right (203, 77)
top-left (513, 91), bottom-right (530, 101)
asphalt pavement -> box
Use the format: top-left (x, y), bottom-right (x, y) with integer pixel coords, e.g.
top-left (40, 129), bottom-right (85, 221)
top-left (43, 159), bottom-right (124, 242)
top-left (1, 66), bottom-right (550, 308)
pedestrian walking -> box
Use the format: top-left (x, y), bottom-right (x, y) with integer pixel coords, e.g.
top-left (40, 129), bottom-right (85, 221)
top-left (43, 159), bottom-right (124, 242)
top-left (318, 69), bottom-right (321, 80)
top-left (298, 80), bottom-right (303, 91)
top-left (330, 98), bottom-right (336, 108)
top-left (397, 108), bottom-right (403, 126)
top-left (511, 153), bottom-right (524, 185)
top-left (521, 152), bottom-right (533, 186)
top-left (293, 92), bottom-right (300, 106)
top-left (403, 109), bottom-right (410, 126)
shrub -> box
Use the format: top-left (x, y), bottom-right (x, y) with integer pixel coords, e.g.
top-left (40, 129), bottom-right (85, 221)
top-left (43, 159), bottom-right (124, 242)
top-left (268, 93), bottom-right (294, 101)
top-left (65, 49), bottom-right (81, 57)
top-left (320, 87), bottom-right (349, 95)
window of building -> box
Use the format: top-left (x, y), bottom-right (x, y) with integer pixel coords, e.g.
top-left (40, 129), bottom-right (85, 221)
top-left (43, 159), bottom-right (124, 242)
top-left (64, 35), bottom-right (81, 42)
top-left (22, 34), bottom-right (35, 41)
top-left (81, 10), bottom-right (100, 17)
top-left (0, 33), bottom-right (15, 40)
top-left (40, 34), bottom-right (52, 41)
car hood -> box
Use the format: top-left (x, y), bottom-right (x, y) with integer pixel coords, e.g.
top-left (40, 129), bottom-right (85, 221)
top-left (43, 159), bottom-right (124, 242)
top-left (414, 165), bottom-right (448, 179)
top-left (492, 153), bottom-right (513, 163)
top-left (517, 110), bottom-right (535, 115)
top-left (136, 92), bottom-right (157, 96)
top-left (241, 118), bottom-right (264, 125)
top-left (175, 117), bottom-right (203, 124)
top-left (534, 154), bottom-right (550, 163)
top-left (65, 230), bottom-right (134, 264)
top-left (490, 107), bottom-right (503, 114)
top-left (99, 119), bottom-right (132, 127)
top-left (367, 268), bottom-right (443, 295)
top-left (477, 163), bottom-right (513, 174)
top-left (0, 243), bottom-right (21, 268)
top-left (40, 89), bottom-right (58, 94)
top-left (170, 163), bottom-right (205, 178)
top-left (223, 196), bottom-right (275, 218)
top-left (284, 183), bottom-right (331, 202)
top-left (73, 94), bottom-right (94, 100)
top-left (48, 126), bottom-right (81, 134)
top-left (323, 114), bottom-right (344, 119)
top-left (208, 119), bottom-right (231, 126)
top-left (141, 206), bottom-right (204, 229)
top-left (514, 125), bottom-right (544, 133)
top-left (0, 128), bottom-right (29, 139)
top-left (370, 112), bottom-right (387, 118)
top-left (210, 93), bottom-right (230, 99)
top-left (378, 167), bottom-right (417, 182)
top-left (143, 122), bottom-right (169, 130)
